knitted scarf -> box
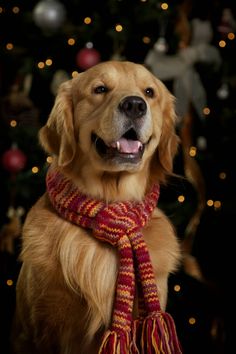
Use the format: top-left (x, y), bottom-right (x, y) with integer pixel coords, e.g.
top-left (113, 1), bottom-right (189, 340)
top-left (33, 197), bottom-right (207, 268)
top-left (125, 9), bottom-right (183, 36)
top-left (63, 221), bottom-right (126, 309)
top-left (46, 167), bottom-right (182, 354)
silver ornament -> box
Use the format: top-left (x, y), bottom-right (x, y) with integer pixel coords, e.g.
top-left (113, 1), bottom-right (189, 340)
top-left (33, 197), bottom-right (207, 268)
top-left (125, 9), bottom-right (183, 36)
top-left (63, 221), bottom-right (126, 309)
top-left (154, 37), bottom-right (168, 54)
top-left (217, 83), bottom-right (229, 100)
top-left (33, 0), bottom-right (66, 31)
top-left (196, 136), bottom-right (207, 151)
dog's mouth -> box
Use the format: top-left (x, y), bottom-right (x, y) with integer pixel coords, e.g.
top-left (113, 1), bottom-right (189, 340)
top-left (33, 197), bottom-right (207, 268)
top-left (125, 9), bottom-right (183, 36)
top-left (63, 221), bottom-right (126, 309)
top-left (92, 128), bottom-right (148, 163)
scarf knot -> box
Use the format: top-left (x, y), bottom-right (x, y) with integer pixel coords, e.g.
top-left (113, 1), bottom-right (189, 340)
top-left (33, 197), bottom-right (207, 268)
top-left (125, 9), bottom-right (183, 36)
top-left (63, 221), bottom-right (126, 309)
top-left (92, 186), bottom-right (159, 247)
top-left (46, 167), bottom-right (182, 353)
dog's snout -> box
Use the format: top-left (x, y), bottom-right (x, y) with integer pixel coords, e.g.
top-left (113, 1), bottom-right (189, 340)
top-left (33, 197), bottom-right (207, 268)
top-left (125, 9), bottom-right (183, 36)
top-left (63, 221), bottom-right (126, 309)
top-left (119, 96), bottom-right (147, 119)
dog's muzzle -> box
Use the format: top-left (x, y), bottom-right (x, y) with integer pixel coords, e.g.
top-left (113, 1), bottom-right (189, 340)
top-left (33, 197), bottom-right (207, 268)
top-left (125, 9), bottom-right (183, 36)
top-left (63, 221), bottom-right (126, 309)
top-left (91, 95), bottom-right (151, 165)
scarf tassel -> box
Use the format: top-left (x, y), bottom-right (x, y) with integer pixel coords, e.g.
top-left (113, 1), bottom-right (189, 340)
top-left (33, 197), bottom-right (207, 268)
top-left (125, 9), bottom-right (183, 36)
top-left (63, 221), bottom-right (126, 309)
top-left (98, 313), bottom-right (182, 354)
top-left (132, 313), bottom-right (182, 354)
top-left (98, 330), bottom-right (130, 354)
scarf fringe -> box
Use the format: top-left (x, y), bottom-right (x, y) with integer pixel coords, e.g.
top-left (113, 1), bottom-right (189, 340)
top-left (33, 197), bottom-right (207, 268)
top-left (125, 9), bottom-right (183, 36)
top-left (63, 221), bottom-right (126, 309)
top-left (132, 312), bottom-right (182, 354)
top-left (98, 313), bottom-right (182, 354)
top-left (98, 330), bottom-right (130, 354)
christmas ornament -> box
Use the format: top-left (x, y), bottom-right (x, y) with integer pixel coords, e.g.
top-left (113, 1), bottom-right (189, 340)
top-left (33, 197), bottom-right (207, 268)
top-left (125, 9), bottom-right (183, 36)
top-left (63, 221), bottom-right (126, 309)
top-left (217, 82), bottom-right (229, 100)
top-left (50, 69), bottom-right (70, 96)
top-left (145, 14), bottom-right (221, 121)
top-left (0, 206), bottom-right (24, 254)
top-left (2, 145), bottom-right (27, 173)
top-left (191, 18), bottom-right (213, 46)
top-left (196, 136), bottom-right (207, 151)
top-left (76, 43), bottom-right (101, 70)
top-left (33, 0), bottom-right (66, 31)
top-left (154, 37), bottom-right (168, 54)
top-left (218, 8), bottom-right (236, 38)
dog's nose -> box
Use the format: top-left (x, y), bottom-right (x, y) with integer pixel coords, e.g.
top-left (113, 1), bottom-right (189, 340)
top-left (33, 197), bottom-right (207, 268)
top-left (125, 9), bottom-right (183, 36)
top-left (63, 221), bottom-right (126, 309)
top-left (119, 96), bottom-right (147, 119)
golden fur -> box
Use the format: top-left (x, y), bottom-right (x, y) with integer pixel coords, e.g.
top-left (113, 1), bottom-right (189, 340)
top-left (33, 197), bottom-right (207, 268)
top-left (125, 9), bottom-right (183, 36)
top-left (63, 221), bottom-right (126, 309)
top-left (12, 61), bottom-right (181, 354)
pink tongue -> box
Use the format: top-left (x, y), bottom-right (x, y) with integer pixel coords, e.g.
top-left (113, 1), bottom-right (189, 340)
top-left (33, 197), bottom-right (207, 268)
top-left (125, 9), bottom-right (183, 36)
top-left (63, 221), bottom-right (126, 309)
top-left (116, 138), bottom-right (142, 153)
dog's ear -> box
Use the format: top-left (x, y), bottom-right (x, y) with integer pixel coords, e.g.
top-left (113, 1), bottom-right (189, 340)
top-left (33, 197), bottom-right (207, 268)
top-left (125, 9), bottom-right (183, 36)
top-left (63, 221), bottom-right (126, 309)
top-left (39, 80), bottom-right (76, 167)
top-left (158, 91), bottom-right (179, 172)
top-left (151, 82), bottom-right (180, 183)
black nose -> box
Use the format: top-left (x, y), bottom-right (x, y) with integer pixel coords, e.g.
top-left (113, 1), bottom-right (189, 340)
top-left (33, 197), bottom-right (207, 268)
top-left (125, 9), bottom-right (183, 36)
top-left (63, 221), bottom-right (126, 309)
top-left (119, 96), bottom-right (147, 119)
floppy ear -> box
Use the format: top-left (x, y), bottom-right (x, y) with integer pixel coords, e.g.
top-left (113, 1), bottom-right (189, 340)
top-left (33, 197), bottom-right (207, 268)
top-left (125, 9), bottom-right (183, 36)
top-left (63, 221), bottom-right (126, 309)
top-left (39, 80), bottom-right (76, 167)
top-left (151, 83), bottom-right (180, 183)
top-left (158, 91), bottom-right (179, 171)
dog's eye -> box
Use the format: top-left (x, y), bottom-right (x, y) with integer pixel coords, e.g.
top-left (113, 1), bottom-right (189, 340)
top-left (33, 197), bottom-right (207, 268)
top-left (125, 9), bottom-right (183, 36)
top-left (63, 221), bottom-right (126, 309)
top-left (145, 87), bottom-right (154, 98)
top-left (94, 85), bottom-right (108, 94)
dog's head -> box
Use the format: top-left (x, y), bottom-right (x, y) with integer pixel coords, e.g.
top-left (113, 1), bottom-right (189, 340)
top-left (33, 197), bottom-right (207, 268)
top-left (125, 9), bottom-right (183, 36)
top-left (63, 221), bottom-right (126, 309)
top-left (39, 61), bottom-right (179, 186)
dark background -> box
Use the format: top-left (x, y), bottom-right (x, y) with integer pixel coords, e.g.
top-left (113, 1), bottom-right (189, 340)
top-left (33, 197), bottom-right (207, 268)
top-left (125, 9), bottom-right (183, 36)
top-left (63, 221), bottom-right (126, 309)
top-left (1, 1), bottom-right (236, 353)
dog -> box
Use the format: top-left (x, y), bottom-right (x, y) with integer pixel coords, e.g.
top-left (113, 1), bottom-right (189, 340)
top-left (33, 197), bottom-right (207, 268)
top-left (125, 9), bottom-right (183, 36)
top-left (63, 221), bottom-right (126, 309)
top-left (12, 61), bottom-right (181, 354)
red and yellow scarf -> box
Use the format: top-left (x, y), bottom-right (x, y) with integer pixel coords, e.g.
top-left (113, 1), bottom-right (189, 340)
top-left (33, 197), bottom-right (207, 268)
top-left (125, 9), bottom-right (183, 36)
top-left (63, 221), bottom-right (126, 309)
top-left (46, 167), bottom-right (182, 354)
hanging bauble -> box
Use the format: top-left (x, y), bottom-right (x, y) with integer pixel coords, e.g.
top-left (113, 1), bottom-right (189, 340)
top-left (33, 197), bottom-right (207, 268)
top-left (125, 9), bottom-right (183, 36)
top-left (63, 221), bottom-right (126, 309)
top-left (76, 43), bottom-right (101, 70)
top-left (217, 8), bottom-right (236, 38)
top-left (154, 37), bottom-right (168, 54)
top-left (33, 0), bottom-right (66, 31)
top-left (50, 69), bottom-right (70, 96)
top-left (2, 145), bottom-right (27, 173)
top-left (196, 136), bottom-right (207, 151)
top-left (217, 83), bottom-right (229, 100)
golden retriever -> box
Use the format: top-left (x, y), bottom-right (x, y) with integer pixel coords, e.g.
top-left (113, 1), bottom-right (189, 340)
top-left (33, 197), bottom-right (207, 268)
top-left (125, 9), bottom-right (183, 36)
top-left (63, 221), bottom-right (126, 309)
top-left (12, 61), bottom-right (181, 354)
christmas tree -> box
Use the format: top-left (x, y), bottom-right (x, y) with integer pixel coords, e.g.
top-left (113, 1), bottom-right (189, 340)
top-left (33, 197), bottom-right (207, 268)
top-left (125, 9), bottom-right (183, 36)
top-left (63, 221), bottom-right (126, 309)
top-left (0, 0), bottom-right (235, 353)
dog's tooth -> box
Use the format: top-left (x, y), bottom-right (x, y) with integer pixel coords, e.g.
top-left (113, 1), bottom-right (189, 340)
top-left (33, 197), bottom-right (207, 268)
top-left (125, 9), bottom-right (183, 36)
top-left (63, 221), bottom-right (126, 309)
top-left (116, 141), bottom-right (120, 151)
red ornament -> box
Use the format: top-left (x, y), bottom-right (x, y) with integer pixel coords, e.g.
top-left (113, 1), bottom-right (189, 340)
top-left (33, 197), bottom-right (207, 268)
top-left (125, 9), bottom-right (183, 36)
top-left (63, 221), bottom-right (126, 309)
top-left (76, 47), bottom-right (101, 70)
top-left (2, 147), bottom-right (27, 173)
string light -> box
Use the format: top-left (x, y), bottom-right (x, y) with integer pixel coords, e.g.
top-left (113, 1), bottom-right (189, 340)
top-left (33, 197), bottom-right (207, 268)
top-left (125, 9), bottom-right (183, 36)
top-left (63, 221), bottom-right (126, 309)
top-left (6, 43), bottom-right (14, 50)
top-left (32, 166), bottom-right (39, 174)
top-left (219, 172), bottom-right (226, 180)
top-left (214, 200), bottom-right (221, 210)
top-left (207, 199), bottom-right (222, 210)
top-left (45, 58), bottom-right (52, 66)
top-left (6, 279), bottom-right (13, 286)
top-left (84, 17), bottom-right (92, 25)
top-left (178, 195), bottom-right (185, 203)
top-left (228, 32), bottom-right (235, 40)
top-left (207, 199), bottom-right (214, 207)
top-left (68, 38), bottom-right (75, 46)
top-left (203, 107), bottom-right (210, 115)
top-left (72, 71), bottom-right (79, 78)
top-left (10, 120), bottom-right (17, 127)
top-left (189, 146), bottom-right (197, 157)
top-left (46, 156), bottom-right (53, 164)
top-left (161, 3), bottom-right (168, 10)
top-left (142, 36), bottom-right (151, 44)
top-left (37, 59), bottom-right (54, 69)
top-left (12, 6), bottom-right (20, 14)
top-left (174, 284), bottom-right (181, 292)
top-left (219, 40), bottom-right (226, 48)
top-left (37, 61), bottom-right (45, 69)
top-left (188, 317), bottom-right (196, 325)
top-left (115, 24), bottom-right (123, 32)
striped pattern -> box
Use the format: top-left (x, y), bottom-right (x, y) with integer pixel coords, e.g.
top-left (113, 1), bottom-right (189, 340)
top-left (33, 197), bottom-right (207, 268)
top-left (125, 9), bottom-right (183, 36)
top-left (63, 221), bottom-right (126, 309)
top-left (46, 167), bottom-right (182, 353)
